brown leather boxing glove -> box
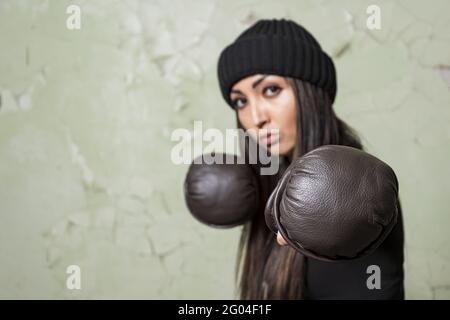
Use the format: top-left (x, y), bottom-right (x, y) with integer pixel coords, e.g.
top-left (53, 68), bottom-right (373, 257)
top-left (265, 145), bottom-right (399, 261)
top-left (184, 153), bottom-right (260, 228)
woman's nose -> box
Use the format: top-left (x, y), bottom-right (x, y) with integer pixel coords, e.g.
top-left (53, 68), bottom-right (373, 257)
top-left (250, 103), bottom-right (269, 128)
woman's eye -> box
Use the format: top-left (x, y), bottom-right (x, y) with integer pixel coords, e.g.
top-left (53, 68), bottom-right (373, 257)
top-left (232, 97), bottom-right (246, 109)
top-left (264, 85), bottom-right (281, 97)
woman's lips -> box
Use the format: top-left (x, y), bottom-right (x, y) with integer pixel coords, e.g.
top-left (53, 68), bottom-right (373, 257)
top-left (259, 133), bottom-right (279, 146)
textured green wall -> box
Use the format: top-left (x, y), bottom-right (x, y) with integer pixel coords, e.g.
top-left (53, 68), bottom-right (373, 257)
top-left (0, 0), bottom-right (449, 299)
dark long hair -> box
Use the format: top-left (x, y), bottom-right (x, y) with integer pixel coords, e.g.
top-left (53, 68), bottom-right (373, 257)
top-left (234, 77), bottom-right (364, 300)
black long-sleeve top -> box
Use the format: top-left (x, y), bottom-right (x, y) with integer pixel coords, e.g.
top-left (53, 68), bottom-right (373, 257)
top-left (303, 205), bottom-right (405, 300)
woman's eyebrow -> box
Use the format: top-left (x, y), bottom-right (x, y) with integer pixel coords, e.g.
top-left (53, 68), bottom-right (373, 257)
top-left (231, 75), bottom-right (269, 95)
top-left (252, 75), bottom-right (268, 89)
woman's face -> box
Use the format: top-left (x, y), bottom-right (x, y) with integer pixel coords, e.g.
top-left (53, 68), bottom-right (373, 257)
top-left (230, 74), bottom-right (297, 156)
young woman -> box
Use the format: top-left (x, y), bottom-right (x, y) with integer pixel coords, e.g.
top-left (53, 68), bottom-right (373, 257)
top-left (186, 18), bottom-right (404, 300)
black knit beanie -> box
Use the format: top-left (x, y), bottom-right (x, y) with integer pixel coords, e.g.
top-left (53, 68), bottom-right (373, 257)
top-left (217, 18), bottom-right (337, 108)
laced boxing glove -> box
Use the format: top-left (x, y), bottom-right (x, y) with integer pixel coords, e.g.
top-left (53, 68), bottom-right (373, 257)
top-left (184, 153), bottom-right (260, 228)
top-left (265, 145), bottom-right (399, 262)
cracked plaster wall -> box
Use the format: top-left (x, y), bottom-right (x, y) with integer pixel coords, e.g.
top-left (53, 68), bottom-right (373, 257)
top-left (0, 0), bottom-right (449, 299)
